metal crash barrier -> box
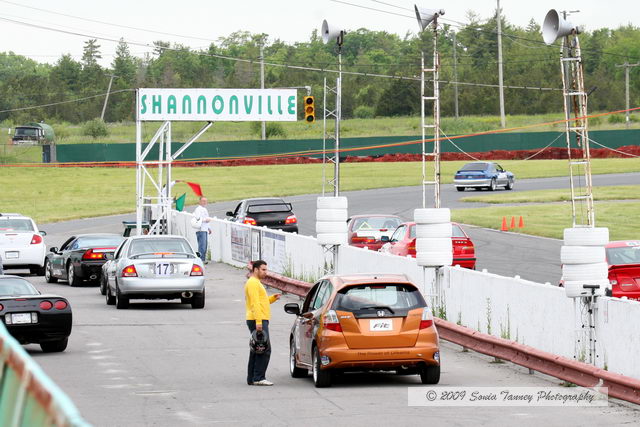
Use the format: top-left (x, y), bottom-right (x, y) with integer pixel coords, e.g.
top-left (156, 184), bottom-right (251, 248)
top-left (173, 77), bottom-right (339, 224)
top-left (0, 323), bottom-right (90, 427)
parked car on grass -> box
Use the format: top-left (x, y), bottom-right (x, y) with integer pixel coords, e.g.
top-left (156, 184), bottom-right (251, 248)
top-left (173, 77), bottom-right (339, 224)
top-left (103, 235), bottom-right (205, 309)
top-left (45, 234), bottom-right (124, 286)
top-left (0, 275), bottom-right (72, 352)
top-left (454, 162), bottom-right (515, 191)
top-left (284, 274), bottom-right (440, 388)
top-left (0, 213), bottom-right (47, 275)
top-left (226, 198), bottom-right (298, 233)
top-left (380, 222), bottom-right (476, 269)
top-left (347, 215), bottom-right (402, 251)
top-left (607, 241), bottom-right (640, 300)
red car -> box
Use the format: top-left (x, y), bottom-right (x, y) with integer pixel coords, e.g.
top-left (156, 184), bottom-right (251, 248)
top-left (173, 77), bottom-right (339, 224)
top-left (607, 241), bottom-right (640, 300)
top-left (380, 222), bottom-right (476, 269)
top-left (347, 215), bottom-right (402, 252)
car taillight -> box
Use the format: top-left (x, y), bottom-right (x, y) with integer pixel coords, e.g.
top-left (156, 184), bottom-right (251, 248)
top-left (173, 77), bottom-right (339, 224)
top-left (31, 234), bottom-right (43, 245)
top-left (122, 265), bottom-right (138, 277)
top-left (352, 236), bottom-right (376, 244)
top-left (408, 238), bottom-right (416, 255)
top-left (419, 308), bottom-right (434, 329)
top-left (323, 310), bottom-right (342, 332)
top-left (243, 217), bottom-right (257, 226)
top-left (39, 301), bottom-right (53, 310)
top-left (82, 249), bottom-right (105, 260)
top-left (54, 300), bottom-right (68, 310)
top-left (285, 214), bottom-right (297, 225)
top-left (0, 304), bottom-right (3, 311)
top-left (190, 264), bottom-right (203, 276)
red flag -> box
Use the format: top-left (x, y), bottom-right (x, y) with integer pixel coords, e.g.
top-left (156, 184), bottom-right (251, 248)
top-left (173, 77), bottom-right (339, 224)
top-left (185, 182), bottom-right (203, 197)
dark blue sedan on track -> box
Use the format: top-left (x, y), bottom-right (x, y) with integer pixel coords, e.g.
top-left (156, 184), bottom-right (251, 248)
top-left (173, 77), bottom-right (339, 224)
top-left (453, 162), bottom-right (515, 192)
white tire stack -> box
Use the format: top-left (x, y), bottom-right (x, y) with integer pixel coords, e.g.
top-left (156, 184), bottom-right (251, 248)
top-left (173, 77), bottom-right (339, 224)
top-left (414, 208), bottom-right (452, 267)
top-left (561, 227), bottom-right (609, 298)
top-left (316, 197), bottom-right (348, 246)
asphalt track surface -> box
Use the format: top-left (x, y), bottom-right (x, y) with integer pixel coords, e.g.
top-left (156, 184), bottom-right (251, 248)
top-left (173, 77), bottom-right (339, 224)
top-left (40, 172), bottom-right (639, 285)
top-left (23, 264), bottom-right (640, 426)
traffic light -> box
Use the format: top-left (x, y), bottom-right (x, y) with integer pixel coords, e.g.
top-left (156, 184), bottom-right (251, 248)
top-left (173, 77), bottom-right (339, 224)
top-left (303, 96), bottom-right (315, 123)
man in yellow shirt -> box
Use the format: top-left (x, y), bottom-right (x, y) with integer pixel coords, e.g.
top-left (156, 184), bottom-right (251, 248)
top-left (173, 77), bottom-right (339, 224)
top-left (245, 260), bottom-right (281, 386)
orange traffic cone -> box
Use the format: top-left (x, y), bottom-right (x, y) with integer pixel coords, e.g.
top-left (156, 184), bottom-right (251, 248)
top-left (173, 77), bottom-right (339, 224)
top-left (501, 216), bottom-right (508, 231)
top-left (518, 216), bottom-right (524, 228)
top-left (510, 216), bottom-right (516, 229)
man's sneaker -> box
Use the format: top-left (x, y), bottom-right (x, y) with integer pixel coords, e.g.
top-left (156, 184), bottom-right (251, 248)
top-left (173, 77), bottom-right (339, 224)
top-left (252, 379), bottom-right (274, 386)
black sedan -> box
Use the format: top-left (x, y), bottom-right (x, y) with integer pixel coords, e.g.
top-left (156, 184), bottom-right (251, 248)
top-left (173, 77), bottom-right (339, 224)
top-left (226, 198), bottom-right (298, 233)
top-left (45, 233), bottom-right (124, 286)
top-left (0, 275), bottom-right (72, 352)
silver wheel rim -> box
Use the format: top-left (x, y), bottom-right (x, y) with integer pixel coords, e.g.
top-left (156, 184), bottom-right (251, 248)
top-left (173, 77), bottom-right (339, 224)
top-left (312, 351), bottom-right (318, 383)
top-left (68, 265), bottom-right (74, 285)
top-left (45, 261), bottom-right (51, 280)
top-left (491, 180), bottom-right (496, 190)
top-left (290, 345), bottom-right (295, 374)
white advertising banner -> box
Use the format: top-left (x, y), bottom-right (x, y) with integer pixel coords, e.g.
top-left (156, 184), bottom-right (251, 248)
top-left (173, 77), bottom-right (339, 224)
top-left (137, 88), bottom-right (297, 122)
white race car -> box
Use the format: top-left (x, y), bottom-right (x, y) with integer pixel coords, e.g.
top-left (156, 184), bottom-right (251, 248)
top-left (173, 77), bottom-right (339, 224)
top-left (0, 213), bottom-right (47, 275)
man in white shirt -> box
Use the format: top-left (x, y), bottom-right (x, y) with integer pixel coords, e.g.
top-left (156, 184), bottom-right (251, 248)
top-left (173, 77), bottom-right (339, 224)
top-left (193, 196), bottom-right (211, 263)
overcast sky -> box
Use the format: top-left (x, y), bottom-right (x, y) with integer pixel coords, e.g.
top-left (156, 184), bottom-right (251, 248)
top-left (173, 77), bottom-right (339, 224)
top-left (0, 0), bottom-right (637, 66)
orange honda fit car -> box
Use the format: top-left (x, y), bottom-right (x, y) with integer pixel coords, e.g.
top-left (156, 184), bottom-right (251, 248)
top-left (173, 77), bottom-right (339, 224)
top-left (284, 274), bottom-right (440, 387)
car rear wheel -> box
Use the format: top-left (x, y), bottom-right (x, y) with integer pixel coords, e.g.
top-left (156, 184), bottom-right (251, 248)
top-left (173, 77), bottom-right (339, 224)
top-left (105, 284), bottom-right (115, 305)
top-left (99, 275), bottom-right (107, 295)
top-left (44, 260), bottom-right (57, 283)
top-left (456, 187), bottom-right (465, 192)
top-left (115, 284), bottom-right (129, 309)
top-left (40, 337), bottom-right (68, 353)
top-left (67, 263), bottom-right (79, 287)
top-left (191, 290), bottom-right (205, 309)
top-left (489, 178), bottom-right (497, 191)
top-left (505, 178), bottom-right (514, 190)
top-left (419, 364), bottom-right (440, 384)
top-left (312, 346), bottom-right (332, 388)
top-left (30, 264), bottom-right (45, 276)
top-left (290, 339), bottom-right (308, 378)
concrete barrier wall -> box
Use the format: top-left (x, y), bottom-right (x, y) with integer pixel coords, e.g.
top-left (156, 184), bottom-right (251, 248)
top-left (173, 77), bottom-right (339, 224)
top-left (596, 297), bottom-right (640, 378)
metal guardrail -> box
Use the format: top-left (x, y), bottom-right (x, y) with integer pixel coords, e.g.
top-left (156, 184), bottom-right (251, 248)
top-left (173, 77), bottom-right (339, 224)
top-left (263, 271), bottom-right (640, 406)
top-left (0, 323), bottom-right (90, 426)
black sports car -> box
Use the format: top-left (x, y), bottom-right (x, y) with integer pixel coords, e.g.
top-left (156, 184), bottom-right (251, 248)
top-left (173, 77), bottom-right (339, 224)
top-left (45, 233), bottom-right (124, 286)
top-left (226, 198), bottom-right (298, 233)
top-left (0, 275), bottom-right (72, 352)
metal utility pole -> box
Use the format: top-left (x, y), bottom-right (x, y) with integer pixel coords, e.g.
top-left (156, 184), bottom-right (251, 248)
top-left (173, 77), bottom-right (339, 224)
top-left (260, 44), bottom-right (266, 140)
top-left (615, 62), bottom-right (639, 128)
top-left (496, 0), bottom-right (506, 128)
top-left (101, 74), bottom-right (116, 121)
top-left (452, 31), bottom-right (459, 119)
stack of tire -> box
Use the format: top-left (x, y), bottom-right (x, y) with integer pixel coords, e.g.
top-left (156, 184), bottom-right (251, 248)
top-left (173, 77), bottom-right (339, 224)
top-left (561, 227), bottom-right (610, 298)
top-left (316, 197), bottom-right (348, 246)
top-left (414, 208), bottom-right (453, 267)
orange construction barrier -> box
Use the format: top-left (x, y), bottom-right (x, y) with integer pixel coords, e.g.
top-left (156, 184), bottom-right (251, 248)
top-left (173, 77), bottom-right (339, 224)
top-left (518, 216), bottom-right (524, 228)
top-left (501, 217), bottom-right (508, 231)
top-left (510, 216), bottom-right (516, 229)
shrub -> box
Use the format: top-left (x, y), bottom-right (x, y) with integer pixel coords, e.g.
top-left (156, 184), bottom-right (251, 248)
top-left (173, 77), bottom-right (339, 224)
top-left (82, 119), bottom-right (109, 139)
top-left (607, 114), bottom-right (625, 124)
top-left (249, 122), bottom-right (287, 139)
top-left (353, 105), bottom-right (375, 119)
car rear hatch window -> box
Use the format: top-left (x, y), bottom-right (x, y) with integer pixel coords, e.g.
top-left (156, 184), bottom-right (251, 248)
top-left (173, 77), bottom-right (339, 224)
top-left (76, 236), bottom-right (124, 248)
top-left (352, 217), bottom-right (401, 241)
top-left (246, 202), bottom-right (293, 226)
top-left (0, 278), bottom-right (39, 296)
top-left (332, 283), bottom-right (426, 349)
top-left (129, 239), bottom-right (194, 259)
top-left (0, 218), bottom-right (35, 247)
top-left (607, 244), bottom-right (640, 292)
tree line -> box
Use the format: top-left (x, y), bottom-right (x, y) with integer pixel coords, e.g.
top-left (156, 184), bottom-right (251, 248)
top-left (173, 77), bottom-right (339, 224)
top-left (0, 13), bottom-right (639, 125)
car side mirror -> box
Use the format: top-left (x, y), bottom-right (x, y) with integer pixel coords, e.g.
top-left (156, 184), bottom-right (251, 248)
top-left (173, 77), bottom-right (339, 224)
top-left (381, 236), bottom-right (390, 243)
top-left (284, 303), bottom-right (300, 315)
top-left (39, 230), bottom-right (47, 236)
top-left (49, 247), bottom-right (58, 253)
top-left (195, 251), bottom-right (201, 258)
top-left (226, 211), bottom-right (234, 217)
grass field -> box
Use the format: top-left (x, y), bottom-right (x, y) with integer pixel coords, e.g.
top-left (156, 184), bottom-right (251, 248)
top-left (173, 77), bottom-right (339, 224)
top-left (1, 158), bottom-right (639, 226)
top-left (460, 185), bottom-right (640, 203)
top-left (453, 202), bottom-right (640, 241)
top-left (2, 111), bottom-right (639, 144)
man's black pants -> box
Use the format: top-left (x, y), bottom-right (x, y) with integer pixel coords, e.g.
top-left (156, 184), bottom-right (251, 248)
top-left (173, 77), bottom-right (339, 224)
top-left (246, 320), bottom-right (271, 384)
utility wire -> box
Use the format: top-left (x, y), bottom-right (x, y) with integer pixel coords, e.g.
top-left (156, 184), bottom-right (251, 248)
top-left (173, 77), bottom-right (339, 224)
top-left (0, 89), bottom-right (134, 113)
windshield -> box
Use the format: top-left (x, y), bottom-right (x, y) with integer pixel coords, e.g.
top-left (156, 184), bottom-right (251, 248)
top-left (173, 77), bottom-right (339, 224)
top-left (0, 218), bottom-right (34, 233)
top-left (460, 162), bottom-right (488, 171)
top-left (607, 244), bottom-right (640, 265)
top-left (76, 236), bottom-right (124, 248)
top-left (0, 278), bottom-right (39, 296)
top-left (452, 224), bottom-right (467, 238)
top-left (128, 238), bottom-right (194, 258)
top-left (246, 202), bottom-right (292, 214)
top-left (351, 217), bottom-right (401, 231)
top-left (333, 284), bottom-right (425, 311)
top-left (15, 128), bottom-right (38, 137)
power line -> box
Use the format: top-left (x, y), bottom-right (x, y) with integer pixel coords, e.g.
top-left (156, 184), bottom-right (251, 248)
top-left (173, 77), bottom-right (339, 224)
top-left (0, 89), bottom-right (134, 113)
top-left (0, 0), bottom-right (217, 43)
top-left (0, 15), bottom-right (562, 92)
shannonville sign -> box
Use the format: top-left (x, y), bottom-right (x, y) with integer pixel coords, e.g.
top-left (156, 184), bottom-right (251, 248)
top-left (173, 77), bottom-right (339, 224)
top-left (136, 88), bottom-right (298, 122)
